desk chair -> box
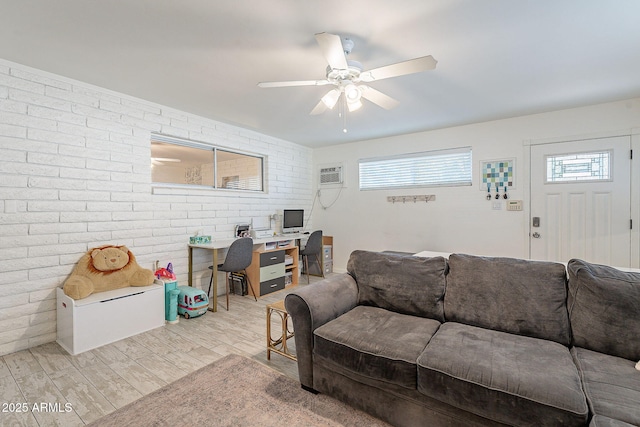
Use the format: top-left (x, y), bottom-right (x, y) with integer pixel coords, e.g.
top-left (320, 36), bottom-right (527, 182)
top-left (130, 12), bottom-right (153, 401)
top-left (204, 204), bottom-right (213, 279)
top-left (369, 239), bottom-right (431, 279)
top-left (300, 230), bottom-right (324, 284)
top-left (208, 237), bottom-right (256, 310)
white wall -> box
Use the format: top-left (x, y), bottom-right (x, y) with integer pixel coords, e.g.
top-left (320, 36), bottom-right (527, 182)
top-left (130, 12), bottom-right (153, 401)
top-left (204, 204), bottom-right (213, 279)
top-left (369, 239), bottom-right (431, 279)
top-left (313, 98), bottom-right (640, 271)
top-left (0, 59), bottom-right (313, 356)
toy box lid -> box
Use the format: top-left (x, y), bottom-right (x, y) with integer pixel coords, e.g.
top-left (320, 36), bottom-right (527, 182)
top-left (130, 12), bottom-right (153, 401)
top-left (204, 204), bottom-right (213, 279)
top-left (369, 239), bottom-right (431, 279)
top-left (59, 281), bottom-right (164, 307)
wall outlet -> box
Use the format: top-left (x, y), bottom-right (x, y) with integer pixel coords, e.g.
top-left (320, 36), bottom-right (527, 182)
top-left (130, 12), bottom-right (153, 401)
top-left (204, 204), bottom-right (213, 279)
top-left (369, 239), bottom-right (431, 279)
top-left (492, 201), bottom-right (502, 210)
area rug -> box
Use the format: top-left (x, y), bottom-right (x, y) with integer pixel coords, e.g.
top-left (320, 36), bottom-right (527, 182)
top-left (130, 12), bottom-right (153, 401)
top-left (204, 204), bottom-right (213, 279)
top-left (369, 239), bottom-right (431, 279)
top-left (87, 353), bottom-right (390, 426)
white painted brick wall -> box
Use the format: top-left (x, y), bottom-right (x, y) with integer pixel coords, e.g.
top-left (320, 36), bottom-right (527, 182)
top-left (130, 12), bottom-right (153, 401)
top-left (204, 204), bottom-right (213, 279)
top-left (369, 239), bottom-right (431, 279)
top-left (0, 59), bottom-right (313, 356)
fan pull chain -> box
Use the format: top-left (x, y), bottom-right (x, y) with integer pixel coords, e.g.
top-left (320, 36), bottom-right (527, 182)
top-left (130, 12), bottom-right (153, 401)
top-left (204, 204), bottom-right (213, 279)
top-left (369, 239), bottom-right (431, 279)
top-left (342, 94), bottom-right (348, 133)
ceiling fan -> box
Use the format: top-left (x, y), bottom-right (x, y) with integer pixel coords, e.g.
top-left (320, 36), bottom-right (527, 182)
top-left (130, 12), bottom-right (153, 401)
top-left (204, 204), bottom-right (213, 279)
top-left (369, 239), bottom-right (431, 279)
top-left (258, 32), bottom-right (437, 115)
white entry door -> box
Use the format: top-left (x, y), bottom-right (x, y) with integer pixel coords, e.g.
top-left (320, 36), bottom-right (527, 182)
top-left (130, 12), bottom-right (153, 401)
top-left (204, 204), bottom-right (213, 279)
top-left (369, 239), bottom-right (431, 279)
top-left (529, 136), bottom-right (631, 267)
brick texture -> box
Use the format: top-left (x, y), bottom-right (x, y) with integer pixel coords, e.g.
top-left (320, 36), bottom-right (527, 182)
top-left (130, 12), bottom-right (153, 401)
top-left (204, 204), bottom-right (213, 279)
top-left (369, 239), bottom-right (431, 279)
top-left (0, 60), bottom-right (313, 356)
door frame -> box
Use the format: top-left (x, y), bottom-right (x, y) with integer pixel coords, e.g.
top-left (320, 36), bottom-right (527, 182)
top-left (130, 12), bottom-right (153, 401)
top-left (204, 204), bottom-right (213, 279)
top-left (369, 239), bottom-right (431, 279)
top-left (524, 128), bottom-right (640, 267)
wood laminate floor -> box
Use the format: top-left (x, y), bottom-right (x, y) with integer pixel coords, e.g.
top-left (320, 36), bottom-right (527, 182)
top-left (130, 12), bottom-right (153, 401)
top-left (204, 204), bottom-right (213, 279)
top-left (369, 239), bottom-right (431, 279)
top-left (0, 275), bottom-right (330, 426)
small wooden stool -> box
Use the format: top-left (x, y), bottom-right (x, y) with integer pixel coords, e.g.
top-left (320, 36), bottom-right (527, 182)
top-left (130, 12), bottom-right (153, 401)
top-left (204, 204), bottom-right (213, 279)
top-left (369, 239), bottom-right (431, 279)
top-left (266, 300), bottom-right (296, 361)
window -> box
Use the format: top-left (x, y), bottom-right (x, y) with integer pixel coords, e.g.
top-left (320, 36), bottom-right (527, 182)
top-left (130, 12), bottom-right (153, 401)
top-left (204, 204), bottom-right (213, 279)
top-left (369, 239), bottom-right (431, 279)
top-left (151, 140), bottom-right (214, 186)
top-left (216, 150), bottom-right (263, 191)
top-left (151, 135), bottom-right (264, 191)
top-left (545, 150), bottom-right (611, 183)
top-left (359, 147), bottom-right (473, 190)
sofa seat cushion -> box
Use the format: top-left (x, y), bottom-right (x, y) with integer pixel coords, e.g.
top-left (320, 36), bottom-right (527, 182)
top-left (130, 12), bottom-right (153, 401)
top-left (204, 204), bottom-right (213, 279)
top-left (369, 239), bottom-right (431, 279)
top-left (313, 305), bottom-right (440, 390)
top-left (417, 322), bottom-right (588, 426)
top-left (347, 250), bottom-right (447, 321)
top-left (568, 259), bottom-right (640, 361)
top-left (572, 347), bottom-right (640, 426)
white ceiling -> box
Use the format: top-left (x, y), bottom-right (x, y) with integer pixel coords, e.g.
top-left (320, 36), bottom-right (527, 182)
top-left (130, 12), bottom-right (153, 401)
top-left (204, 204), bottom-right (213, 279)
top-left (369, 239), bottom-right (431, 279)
top-left (1, 0), bottom-right (639, 148)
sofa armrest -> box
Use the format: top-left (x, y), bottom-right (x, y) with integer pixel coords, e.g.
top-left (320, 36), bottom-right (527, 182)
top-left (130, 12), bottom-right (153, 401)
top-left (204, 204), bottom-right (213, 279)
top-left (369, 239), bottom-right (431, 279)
top-left (285, 273), bottom-right (358, 390)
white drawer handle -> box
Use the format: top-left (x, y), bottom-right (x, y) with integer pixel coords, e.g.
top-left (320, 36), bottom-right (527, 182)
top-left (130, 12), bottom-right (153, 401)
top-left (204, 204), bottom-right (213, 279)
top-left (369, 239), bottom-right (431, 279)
top-left (270, 256), bottom-right (277, 260)
top-left (270, 284), bottom-right (277, 288)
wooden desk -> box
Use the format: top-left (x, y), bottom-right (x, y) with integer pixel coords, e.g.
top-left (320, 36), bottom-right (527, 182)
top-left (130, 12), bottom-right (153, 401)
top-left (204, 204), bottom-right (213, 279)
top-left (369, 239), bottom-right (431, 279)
top-left (188, 234), bottom-right (305, 312)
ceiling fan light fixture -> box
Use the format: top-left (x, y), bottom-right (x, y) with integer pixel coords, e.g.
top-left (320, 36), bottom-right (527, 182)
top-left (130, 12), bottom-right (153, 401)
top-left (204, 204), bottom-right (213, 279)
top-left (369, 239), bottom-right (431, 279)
top-left (347, 99), bottom-right (362, 112)
top-left (321, 89), bottom-right (341, 109)
top-left (344, 84), bottom-right (362, 112)
top-left (344, 84), bottom-right (361, 103)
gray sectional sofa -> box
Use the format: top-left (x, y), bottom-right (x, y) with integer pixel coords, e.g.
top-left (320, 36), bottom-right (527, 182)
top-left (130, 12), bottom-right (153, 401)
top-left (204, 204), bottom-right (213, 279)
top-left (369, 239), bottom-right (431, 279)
top-left (284, 251), bottom-right (640, 427)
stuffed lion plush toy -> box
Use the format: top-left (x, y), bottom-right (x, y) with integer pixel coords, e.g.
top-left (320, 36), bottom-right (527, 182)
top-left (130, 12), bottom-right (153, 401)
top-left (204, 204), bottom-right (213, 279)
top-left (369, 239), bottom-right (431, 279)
top-left (63, 245), bottom-right (155, 299)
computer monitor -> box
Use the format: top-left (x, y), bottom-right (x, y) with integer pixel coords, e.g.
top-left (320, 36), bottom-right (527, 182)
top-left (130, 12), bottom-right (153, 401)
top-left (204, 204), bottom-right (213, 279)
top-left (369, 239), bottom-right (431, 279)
top-left (283, 209), bottom-right (304, 233)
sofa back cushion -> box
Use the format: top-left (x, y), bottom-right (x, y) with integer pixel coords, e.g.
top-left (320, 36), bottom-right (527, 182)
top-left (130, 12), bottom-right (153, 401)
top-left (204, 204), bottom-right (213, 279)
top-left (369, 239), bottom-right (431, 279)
top-left (567, 259), bottom-right (640, 361)
top-left (347, 250), bottom-right (447, 321)
top-left (445, 253), bottom-right (571, 346)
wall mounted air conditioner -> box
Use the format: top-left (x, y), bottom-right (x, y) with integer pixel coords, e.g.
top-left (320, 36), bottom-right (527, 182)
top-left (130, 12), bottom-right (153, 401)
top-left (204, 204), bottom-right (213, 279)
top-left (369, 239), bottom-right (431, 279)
top-left (319, 165), bottom-right (343, 185)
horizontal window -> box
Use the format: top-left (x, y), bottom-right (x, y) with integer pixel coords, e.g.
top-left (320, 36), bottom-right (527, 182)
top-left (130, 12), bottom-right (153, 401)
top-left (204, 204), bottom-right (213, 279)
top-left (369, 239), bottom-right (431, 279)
top-left (545, 150), bottom-right (611, 183)
top-left (151, 135), bottom-right (264, 192)
top-left (359, 147), bottom-right (473, 190)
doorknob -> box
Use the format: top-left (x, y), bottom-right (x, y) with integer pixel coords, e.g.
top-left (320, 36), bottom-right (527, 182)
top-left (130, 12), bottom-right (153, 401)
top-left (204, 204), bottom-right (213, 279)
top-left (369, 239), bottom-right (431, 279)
top-left (532, 232), bottom-right (541, 238)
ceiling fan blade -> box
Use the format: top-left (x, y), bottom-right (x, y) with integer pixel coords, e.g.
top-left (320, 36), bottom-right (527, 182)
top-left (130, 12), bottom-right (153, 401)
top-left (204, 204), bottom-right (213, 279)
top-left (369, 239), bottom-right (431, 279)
top-left (360, 55), bottom-right (437, 82)
top-left (359, 85), bottom-right (400, 110)
top-left (315, 32), bottom-right (348, 70)
top-left (258, 79), bottom-right (330, 88)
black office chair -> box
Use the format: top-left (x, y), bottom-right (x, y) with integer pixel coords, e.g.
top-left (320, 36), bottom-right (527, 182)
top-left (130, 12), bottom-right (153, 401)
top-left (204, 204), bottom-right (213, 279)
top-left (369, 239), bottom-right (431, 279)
top-left (300, 230), bottom-right (324, 284)
top-left (208, 237), bottom-right (256, 310)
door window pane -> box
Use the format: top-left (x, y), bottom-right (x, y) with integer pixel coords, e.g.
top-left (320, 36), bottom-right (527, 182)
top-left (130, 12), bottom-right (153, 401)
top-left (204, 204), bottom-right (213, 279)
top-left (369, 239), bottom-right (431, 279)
top-left (545, 151), bottom-right (611, 183)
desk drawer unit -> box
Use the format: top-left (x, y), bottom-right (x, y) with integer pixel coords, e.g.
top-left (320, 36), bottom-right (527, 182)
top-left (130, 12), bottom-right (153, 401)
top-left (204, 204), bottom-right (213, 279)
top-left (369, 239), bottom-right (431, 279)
top-left (257, 249), bottom-right (286, 296)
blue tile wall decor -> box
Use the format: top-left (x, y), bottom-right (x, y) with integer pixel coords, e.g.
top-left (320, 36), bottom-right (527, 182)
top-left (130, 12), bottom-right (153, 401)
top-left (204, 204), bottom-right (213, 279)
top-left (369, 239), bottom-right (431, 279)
top-left (480, 158), bottom-right (515, 190)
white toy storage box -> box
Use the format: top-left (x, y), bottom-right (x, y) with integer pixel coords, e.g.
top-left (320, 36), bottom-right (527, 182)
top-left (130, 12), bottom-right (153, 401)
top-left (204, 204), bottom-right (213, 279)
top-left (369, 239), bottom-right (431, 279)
top-left (56, 282), bottom-right (164, 355)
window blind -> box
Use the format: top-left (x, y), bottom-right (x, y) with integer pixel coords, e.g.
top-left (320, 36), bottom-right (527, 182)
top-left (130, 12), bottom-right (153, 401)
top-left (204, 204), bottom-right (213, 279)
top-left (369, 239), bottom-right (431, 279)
top-left (359, 147), bottom-right (472, 190)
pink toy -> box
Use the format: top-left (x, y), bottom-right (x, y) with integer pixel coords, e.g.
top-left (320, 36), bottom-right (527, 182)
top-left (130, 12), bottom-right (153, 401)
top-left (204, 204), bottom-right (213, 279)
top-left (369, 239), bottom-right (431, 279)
top-left (155, 262), bottom-right (176, 280)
